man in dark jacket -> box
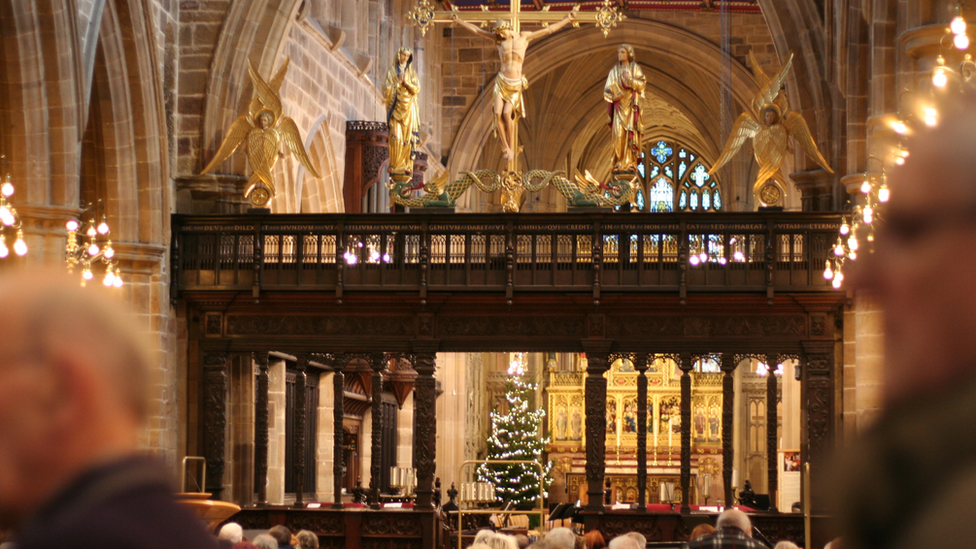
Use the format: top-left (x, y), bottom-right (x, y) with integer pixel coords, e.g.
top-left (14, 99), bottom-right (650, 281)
top-left (0, 270), bottom-right (218, 549)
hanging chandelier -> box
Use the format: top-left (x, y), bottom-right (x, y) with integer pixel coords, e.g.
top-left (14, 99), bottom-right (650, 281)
top-left (65, 200), bottom-right (122, 287)
top-left (0, 155), bottom-right (28, 259)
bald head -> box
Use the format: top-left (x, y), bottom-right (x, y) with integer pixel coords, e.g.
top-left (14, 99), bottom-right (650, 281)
top-left (0, 269), bottom-right (151, 528)
top-left (858, 92), bottom-right (976, 405)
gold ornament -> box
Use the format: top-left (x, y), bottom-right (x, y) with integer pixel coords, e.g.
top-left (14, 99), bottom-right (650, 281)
top-left (710, 51), bottom-right (833, 204)
top-left (200, 58), bottom-right (320, 208)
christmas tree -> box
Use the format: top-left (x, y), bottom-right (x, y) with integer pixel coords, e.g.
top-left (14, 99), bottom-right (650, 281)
top-left (476, 353), bottom-right (553, 507)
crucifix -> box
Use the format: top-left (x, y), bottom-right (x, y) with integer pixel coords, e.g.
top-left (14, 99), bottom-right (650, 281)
top-left (408, 0), bottom-right (626, 174)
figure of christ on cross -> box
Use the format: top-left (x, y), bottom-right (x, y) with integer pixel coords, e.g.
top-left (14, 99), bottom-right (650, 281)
top-left (452, 11), bottom-right (577, 164)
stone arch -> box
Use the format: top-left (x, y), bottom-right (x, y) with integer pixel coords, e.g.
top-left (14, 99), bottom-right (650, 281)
top-left (298, 115), bottom-right (344, 214)
top-left (0, 0), bottom-right (83, 210)
top-left (80, 0), bottom-right (168, 245)
top-left (199, 0), bottom-right (304, 175)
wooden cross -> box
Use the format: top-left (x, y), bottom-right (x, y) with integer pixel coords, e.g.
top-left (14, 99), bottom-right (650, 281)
top-left (408, 0), bottom-right (626, 37)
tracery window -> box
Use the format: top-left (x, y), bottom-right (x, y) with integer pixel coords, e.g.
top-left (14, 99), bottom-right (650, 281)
top-left (636, 140), bottom-right (722, 212)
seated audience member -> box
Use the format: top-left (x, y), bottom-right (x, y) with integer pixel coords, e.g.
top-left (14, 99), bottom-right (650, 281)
top-left (823, 539), bottom-right (841, 549)
top-left (269, 526), bottom-right (292, 549)
top-left (607, 536), bottom-right (641, 549)
top-left (475, 529), bottom-right (496, 545)
top-left (515, 534), bottom-right (531, 549)
top-left (219, 523), bottom-right (244, 545)
top-left (546, 527), bottom-right (577, 549)
top-left (774, 542), bottom-right (799, 549)
top-left (584, 530), bottom-right (606, 549)
top-left (295, 530), bottom-right (318, 549)
top-left (489, 534), bottom-right (519, 549)
top-left (689, 524), bottom-right (715, 540)
top-left (683, 509), bottom-right (766, 549)
top-left (0, 270), bottom-right (219, 549)
top-left (233, 544), bottom-right (257, 549)
top-left (252, 534), bottom-right (277, 549)
top-left (624, 532), bottom-right (646, 549)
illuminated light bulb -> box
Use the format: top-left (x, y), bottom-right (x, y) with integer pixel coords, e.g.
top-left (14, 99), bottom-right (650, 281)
top-left (823, 260), bottom-right (833, 280)
top-left (382, 253), bottom-right (392, 263)
top-left (924, 107), bottom-right (939, 127)
top-left (66, 219), bottom-right (79, 232)
top-left (840, 220), bottom-right (850, 235)
top-left (82, 269), bottom-right (93, 281)
top-left (863, 206), bottom-right (874, 224)
top-left (345, 252), bottom-right (358, 266)
top-left (699, 252), bottom-right (708, 262)
top-left (0, 182), bottom-right (12, 198)
top-left (733, 251), bottom-right (745, 262)
top-left (689, 255), bottom-right (700, 266)
top-left (834, 244), bottom-right (844, 257)
top-left (369, 250), bottom-right (380, 262)
top-left (718, 257), bottom-right (727, 265)
top-left (103, 272), bottom-right (115, 287)
top-left (878, 185), bottom-right (890, 203)
top-left (955, 34), bottom-right (970, 49)
top-left (104, 245), bottom-right (114, 259)
top-left (832, 272), bottom-right (844, 288)
top-left (890, 120), bottom-right (908, 135)
top-left (86, 226), bottom-right (97, 237)
top-left (0, 205), bottom-right (10, 224)
top-left (867, 233), bottom-right (875, 242)
top-left (88, 243), bottom-right (100, 256)
top-left (934, 67), bottom-right (948, 88)
top-left (113, 272), bottom-right (123, 288)
top-left (861, 180), bottom-right (872, 194)
top-left (848, 236), bottom-right (859, 251)
top-left (952, 16), bottom-right (967, 35)
top-left (849, 251), bottom-right (857, 260)
top-left (356, 241), bottom-right (364, 248)
top-left (895, 157), bottom-right (906, 165)
top-left (97, 221), bottom-right (110, 235)
top-left (13, 231), bottom-right (26, 256)
top-left (0, 236), bottom-right (7, 259)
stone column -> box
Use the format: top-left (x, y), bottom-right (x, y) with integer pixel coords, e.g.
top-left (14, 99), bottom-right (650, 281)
top-left (294, 354), bottom-right (308, 508)
top-left (721, 354), bottom-right (737, 507)
top-left (412, 347), bottom-right (438, 510)
top-left (254, 352), bottom-right (270, 506)
top-left (202, 351), bottom-right (228, 499)
top-left (635, 354), bottom-right (648, 511)
top-left (369, 353), bottom-right (385, 509)
top-left (679, 353), bottom-right (692, 514)
top-left (583, 346), bottom-right (610, 511)
top-left (333, 359), bottom-right (346, 509)
top-left (790, 168), bottom-right (836, 211)
top-left (766, 353), bottom-right (779, 512)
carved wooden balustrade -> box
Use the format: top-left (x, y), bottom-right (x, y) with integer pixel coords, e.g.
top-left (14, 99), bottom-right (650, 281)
top-left (171, 211), bottom-right (841, 303)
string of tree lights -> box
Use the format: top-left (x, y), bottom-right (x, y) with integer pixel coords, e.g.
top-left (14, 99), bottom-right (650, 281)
top-left (475, 352), bottom-right (553, 507)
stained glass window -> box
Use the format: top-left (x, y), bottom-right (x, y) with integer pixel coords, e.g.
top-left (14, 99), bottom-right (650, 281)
top-left (637, 139), bottom-right (723, 213)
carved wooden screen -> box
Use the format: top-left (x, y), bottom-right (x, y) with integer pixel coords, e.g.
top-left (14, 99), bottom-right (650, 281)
top-left (285, 370), bottom-right (319, 495)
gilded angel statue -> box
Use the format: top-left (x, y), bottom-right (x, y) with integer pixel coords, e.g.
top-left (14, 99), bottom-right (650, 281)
top-left (201, 58), bottom-right (320, 207)
top-left (709, 51), bottom-right (833, 206)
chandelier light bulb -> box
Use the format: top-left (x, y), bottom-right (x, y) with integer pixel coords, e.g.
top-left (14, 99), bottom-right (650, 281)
top-left (699, 251), bottom-right (708, 262)
top-left (97, 221), bottom-right (110, 235)
top-left (66, 219), bottom-right (80, 232)
top-left (103, 272), bottom-right (115, 287)
top-left (86, 226), bottom-right (97, 237)
top-left (832, 273), bottom-right (844, 289)
top-left (733, 250), bottom-right (745, 262)
top-left (860, 180), bottom-right (872, 194)
top-left (13, 232), bottom-right (26, 256)
top-left (890, 120), bottom-right (908, 135)
top-left (933, 67), bottom-right (948, 87)
top-left (82, 269), bottom-right (93, 281)
top-left (840, 220), bottom-right (850, 235)
top-left (0, 182), bottom-right (12, 198)
top-left (718, 257), bottom-right (727, 265)
top-left (924, 107), bottom-right (939, 127)
top-left (952, 16), bottom-right (967, 35)
top-left (689, 255), bottom-right (700, 266)
top-left (0, 237), bottom-right (7, 259)
top-left (867, 233), bottom-right (875, 242)
top-left (955, 33), bottom-right (970, 49)
top-left (88, 243), bottom-right (100, 256)
top-left (369, 249), bottom-right (380, 262)
top-left (848, 236), bottom-right (859, 251)
top-left (878, 185), bottom-right (890, 203)
top-left (823, 260), bottom-right (833, 280)
top-left (113, 274), bottom-right (123, 288)
top-left (863, 206), bottom-right (874, 224)
top-left (849, 251), bottom-right (857, 260)
top-left (382, 253), bottom-right (392, 263)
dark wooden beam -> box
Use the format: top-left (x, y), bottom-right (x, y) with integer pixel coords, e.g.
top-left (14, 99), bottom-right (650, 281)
top-left (202, 351), bottom-right (229, 499)
top-left (254, 352), bottom-right (270, 506)
top-left (721, 353), bottom-right (737, 507)
top-left (635, 353), bottom-right (648, 510)
top-left (293, 354), bottom-right (308, 508)
top-left (332, 365), bottom-right (345, 509)
top-left (679, 353), bottom-right (692, 514)
top-left (766, 353), bottom-right (779, 512)
top-left (369, 353), bottom-right (385, 509)
top-left (412, 345), bottom-right (438, 509)
top-left (583, 342), bottom-right (611, 511)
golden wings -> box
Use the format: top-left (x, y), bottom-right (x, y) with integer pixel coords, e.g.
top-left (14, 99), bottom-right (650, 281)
top-left (200, 57), bottom-right (320, 205)
top-left (709, 51), bottom-right (832, 191)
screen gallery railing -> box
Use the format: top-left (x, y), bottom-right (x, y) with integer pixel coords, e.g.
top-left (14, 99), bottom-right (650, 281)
top-left (171, 212), bottom-right (843, 300)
